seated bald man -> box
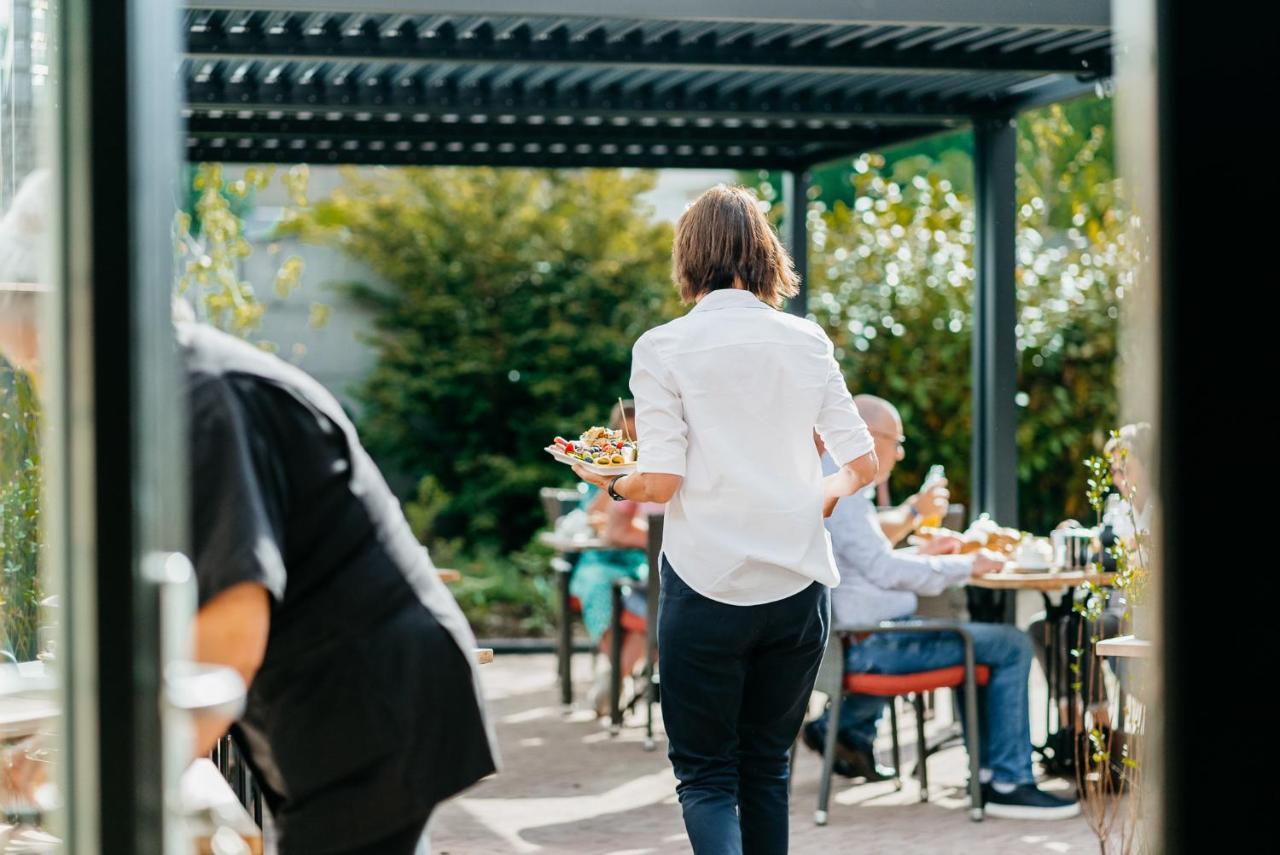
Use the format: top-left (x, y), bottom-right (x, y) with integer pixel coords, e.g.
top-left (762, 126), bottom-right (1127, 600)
top-left (800, 394), bottom-right (1079, 820)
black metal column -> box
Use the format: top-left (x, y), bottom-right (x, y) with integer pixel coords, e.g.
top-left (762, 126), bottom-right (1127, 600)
top-left (783, 169), bottom-right (810, 317)
top-left (59, 0), bottom-right (182, 851)
top-left (971, 117), bottom-right (1018, 527)
top-left (1153, 1), bottom-right (1266, 851)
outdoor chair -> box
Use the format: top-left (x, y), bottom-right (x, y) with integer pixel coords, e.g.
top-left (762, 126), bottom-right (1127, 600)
top-left (541, 486), bottom-right (588, 707)
top-left (607, 513), bottom-right (663, 750)
top-left (802, 623), bottom-right (987, 825)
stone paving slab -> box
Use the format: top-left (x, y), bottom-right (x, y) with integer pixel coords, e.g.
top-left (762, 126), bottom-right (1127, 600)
top-left (431, 654), bottom-right (1105, 854)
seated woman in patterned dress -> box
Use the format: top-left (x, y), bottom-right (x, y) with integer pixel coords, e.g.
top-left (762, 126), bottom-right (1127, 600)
top-left (569, 400), bottom-right (662, 716)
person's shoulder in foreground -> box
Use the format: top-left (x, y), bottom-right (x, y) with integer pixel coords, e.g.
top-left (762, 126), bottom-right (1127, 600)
top-left (179, 320), bottom-right (330, 400)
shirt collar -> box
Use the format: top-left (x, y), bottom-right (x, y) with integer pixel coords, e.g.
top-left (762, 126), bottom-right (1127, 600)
top-left (690, 288), bottom-right (772, 313)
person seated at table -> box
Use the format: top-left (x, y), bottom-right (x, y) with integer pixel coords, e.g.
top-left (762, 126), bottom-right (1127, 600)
top-left (801, 394), bottom-right (1080, 820)
top-left (1027, 422), bottom-right (1153, 728)
top-left (570, 400), bottom-right (661, 716)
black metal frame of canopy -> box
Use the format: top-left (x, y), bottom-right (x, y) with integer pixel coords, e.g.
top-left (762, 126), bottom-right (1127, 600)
top-left (181, 0), bottom-right (1113, 535)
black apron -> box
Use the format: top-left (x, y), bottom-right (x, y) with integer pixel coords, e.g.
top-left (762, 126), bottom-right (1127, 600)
top-left (182, 323), bottom-right (497, 853)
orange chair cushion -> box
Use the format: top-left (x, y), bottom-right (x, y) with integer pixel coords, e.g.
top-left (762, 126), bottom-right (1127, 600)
top-left (844, 665), bottom-right (991, 696)
top-left (620, 611), bottom-right (647, 633)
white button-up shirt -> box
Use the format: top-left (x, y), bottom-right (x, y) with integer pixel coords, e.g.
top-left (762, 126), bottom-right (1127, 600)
top-left (631, 288), bottom-right (875, 605)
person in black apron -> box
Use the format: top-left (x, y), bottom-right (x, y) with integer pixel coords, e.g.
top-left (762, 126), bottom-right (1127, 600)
top-left (183, 322), bottom-right (497, 855)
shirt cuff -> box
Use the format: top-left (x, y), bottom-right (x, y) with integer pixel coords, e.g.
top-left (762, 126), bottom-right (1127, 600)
top-left (928, 554), bottom-right (976, 585)
top-left (637, 454), bottom-right (686, 477)
top-left (826, 429), bottom-right (875, 469)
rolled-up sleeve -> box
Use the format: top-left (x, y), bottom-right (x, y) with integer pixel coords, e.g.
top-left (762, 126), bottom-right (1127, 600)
top-left (630, 332), bottom-right (688, 476)
top-left (815, 344), bottom-right (875, 467)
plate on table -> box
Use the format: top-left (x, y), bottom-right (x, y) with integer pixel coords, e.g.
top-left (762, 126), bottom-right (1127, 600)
top-left (1008, 559), bottom-right (1054, 573)
top-left (545, 445), bottom-right (638, 476)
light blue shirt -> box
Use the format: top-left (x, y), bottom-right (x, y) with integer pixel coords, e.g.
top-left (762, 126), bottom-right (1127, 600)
top-left (821, 454), bottom-right (974, 627)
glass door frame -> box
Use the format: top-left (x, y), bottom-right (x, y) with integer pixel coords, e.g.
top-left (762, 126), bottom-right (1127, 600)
top-left (49, 0), bottom-right (183, 851)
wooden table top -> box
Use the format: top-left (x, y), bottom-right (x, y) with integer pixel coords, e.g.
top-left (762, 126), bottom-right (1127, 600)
top-left (970, 570), bottom-right (1117, 591)
top-left (1095, 635), bottom-right (1152, 659)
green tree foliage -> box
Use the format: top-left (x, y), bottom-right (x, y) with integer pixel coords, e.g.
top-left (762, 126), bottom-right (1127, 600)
top-left (748, 96), bottom-right (1126, 530)
top-left (0, 355), bottom-right (41, 658)
top-left (280, 167), bottom-right (678, 553)
top-left (175, 163), bottom-right (312, 340)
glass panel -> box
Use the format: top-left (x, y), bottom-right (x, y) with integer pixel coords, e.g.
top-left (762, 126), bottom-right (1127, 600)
top-left (1, 0), bottom-right (61, 847)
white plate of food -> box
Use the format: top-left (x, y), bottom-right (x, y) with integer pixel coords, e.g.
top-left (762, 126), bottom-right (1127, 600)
top-left (546, 426), bottom-right (639, 476)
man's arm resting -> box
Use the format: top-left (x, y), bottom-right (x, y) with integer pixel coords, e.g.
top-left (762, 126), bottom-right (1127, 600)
top-left (192, 582), bottom-right (271, 756)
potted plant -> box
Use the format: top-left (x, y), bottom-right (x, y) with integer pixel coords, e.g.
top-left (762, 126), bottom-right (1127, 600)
top-left (1070, 430), bottom-right (1152, 854)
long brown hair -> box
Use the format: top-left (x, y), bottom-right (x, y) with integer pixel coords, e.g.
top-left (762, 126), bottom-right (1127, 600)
top-left (672, 185), bottom-right (800, 308)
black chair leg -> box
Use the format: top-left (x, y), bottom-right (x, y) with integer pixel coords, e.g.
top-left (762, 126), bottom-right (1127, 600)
top-left (558, 567), bottom-right (573, 707)
top-left (609, 583), bottom-right (624, 734)
top-left (816, 691), bottom-right (843, 826)
top-left (914, 693), bottom-right (929, 802)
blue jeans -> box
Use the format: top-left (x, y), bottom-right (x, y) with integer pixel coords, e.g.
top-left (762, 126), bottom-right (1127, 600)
top-left (811, 619), bottom-right (1035, 785)
top-left (659, 559), bottom-right (828, 855)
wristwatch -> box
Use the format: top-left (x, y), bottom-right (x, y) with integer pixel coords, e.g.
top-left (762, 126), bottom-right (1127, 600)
top-left (906, 502), bottom-right (922, 527)
top-left (607, 474), bottom-right (628, 502)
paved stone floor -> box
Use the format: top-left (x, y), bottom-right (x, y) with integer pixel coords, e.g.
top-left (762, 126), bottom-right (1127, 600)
top-left (431, 653), bottom-right (1105, 854)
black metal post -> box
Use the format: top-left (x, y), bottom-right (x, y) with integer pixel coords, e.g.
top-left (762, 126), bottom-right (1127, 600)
top-left (1152, 1), bottom-right (1268, 849)
top-left (58, 0), bottom-right (180, 851)
top-left (971, 117), bottom-right (1019, 528)
top-left (783, 169), bottom-right (810, 317)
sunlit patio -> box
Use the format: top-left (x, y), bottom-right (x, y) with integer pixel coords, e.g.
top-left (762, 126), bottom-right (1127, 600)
top-left (432, 653), bottom-right (1096, 854)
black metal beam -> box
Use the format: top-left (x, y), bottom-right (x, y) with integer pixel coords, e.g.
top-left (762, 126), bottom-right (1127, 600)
top-left (971, 116), bottom-right (1018, 527)
top-left (183, 111), bottom-right (946, 150)
top-left (182, 34), bottom-right (1110, 77)
top-left (185, 137), bottom-right (813, 170)
top-left (182, 79), bottom-right (982, 124)
top-left (187, 1), bottom-right (1111, 31)
top-left (985, 72), bottom-right (1106, 116)
top-left (783, 169), bottom-right (810, 317)
top-left (180, 111), bottom-right (942, 148)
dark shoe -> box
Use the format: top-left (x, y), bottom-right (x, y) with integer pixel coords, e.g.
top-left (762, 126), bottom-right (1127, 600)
top-left (802, 722), bottom-right (895, 782)
top-left (981, 783), bottom-right (1081, 820)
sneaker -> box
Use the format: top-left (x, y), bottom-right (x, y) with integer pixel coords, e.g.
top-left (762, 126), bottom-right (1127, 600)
top-left (801, 721), bottom-right (895, 782)
top-left (981, 783), bottom-right (1081, 820)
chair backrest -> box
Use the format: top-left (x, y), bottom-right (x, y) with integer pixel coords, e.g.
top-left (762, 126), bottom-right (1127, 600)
top-left (943, 502), bottom-right (966, 531)
top-left (539, 486), bottom-right (583, 526)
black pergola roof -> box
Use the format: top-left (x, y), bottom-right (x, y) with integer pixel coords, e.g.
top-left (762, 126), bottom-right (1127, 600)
top-left (183, 1), bottom-right (1112, 169)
